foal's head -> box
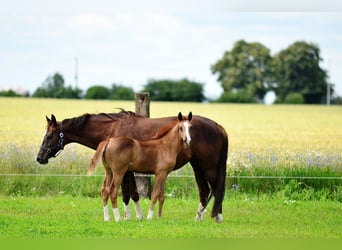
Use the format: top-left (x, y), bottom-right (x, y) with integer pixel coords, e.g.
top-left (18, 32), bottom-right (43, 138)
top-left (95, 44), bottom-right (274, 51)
top-left (177, 112), bottom-right (192, 146)
top-left (36, 114), bottom-right (64, 164)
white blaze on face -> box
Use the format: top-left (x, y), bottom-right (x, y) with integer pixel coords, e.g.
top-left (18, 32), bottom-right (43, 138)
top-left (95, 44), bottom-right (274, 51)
top-left (183, 121), bottom-right (191, 145)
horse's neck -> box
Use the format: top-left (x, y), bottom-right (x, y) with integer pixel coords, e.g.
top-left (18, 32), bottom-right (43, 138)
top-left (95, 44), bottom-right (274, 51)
top-left (158, 124), bottom-right (183, 155)
top-left (63, 120), bottom-right (110, 150)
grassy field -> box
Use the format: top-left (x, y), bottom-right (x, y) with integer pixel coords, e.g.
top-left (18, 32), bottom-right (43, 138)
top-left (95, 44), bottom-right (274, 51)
top-left (1, 195), bottom-right (342, 238)
top-left (1, 97), bottom-right (342, 238)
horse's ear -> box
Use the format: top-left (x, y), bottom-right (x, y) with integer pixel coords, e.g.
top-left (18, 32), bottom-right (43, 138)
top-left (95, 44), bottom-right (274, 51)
top-left (46, 115), bottom-right (51, 124)
top-left (188, 112), bottom-right (192, 121)
top-left (51, 114), bottom-right (57, 126)
top-left (178, 112), bottom-right (183, 121)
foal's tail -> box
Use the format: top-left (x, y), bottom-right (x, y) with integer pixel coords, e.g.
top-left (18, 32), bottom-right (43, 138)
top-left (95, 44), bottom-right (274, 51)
top-left (87, 140), bottom-right (109, 176)
top-left (211, 127), bottom-right (228, 218)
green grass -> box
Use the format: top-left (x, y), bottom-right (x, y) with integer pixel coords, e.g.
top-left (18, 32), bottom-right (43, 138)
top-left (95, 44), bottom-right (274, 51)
top-left (1, 195), bottom-right (342, 238)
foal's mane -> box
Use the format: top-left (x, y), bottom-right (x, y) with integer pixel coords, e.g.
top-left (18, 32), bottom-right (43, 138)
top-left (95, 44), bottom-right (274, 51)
top-left (151, 119), bottom-right (179, 140)
top-left (62, 109), bottom-right (141, 130)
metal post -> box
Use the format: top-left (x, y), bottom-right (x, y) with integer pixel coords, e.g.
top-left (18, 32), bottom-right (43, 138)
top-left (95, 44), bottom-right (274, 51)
top-left (327, 82), bottom-right (331, 106)
top-left (134, 92), bottom-right (152, 198)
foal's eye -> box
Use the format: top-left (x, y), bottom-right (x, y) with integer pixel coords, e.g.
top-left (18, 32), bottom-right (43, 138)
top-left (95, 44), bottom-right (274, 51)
top-left (179, 127), bottom-right (183, 132)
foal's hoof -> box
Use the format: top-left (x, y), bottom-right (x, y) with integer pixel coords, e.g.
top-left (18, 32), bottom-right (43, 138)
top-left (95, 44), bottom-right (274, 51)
top-left (136, 215), bottom-right (144, 220)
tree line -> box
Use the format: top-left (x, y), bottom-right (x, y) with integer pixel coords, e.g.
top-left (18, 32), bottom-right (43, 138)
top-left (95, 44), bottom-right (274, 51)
top-left (1, 39), bottom-right (340, 104)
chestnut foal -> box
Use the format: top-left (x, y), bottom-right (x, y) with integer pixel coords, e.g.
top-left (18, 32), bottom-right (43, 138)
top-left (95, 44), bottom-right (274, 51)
top-left (88, 112), bottom-right (192, 221)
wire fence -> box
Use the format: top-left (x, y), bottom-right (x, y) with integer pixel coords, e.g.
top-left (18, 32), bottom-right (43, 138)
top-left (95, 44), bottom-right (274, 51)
top-left (1, 173), bottom-right (342, 180)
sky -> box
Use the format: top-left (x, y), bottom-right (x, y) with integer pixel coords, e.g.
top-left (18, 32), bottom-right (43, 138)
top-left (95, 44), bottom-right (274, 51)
top-left (1, 0), bottom-right (342, 100)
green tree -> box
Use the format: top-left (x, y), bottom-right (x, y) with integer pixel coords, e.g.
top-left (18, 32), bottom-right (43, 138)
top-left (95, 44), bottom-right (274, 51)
top-left (0, 90), bottom-right (22, 97)
top-left (211, 40), bottom-right (274, 102)
top-left (273, 41), bottom-right (330, 104)
top-left (142, 78), bottom-right (204, 102)
top-left (84, 85), bottom-right (111, 99)
top-left (33, 72), bottom-right (65, 98)
top-left (32, 72), bottom-right (82, 99)
top-left (110, 84), bottom-right (135, 100)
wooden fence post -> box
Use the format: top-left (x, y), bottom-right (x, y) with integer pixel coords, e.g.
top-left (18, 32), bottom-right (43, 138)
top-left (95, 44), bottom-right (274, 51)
top-left (135, 92), bottom-right (152, 198)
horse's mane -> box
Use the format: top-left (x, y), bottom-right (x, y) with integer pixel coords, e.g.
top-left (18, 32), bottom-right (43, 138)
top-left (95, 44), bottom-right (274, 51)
top-left (62, 109), bottom-right (141, 130)
top-left (151, 119), bottom-right (179, 140)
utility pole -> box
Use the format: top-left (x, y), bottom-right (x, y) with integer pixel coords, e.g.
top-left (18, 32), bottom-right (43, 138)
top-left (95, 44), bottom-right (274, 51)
top-left (327, 59), bottom-right (331, 106)
top-left (75, 57), bottom-right (78, 88)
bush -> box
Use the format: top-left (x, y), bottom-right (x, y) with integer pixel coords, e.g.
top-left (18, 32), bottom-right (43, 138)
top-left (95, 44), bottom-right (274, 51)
top-left (84, 85), bottom-right (111, 99)
top-left (283, 93), bottom-right (304, 104)
top-left (216, 89), bottom-right (256, 103)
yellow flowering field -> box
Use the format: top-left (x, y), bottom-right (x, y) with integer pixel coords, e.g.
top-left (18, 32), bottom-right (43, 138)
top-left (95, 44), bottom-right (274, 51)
top-left (0, 97), bottom-right (341, 175)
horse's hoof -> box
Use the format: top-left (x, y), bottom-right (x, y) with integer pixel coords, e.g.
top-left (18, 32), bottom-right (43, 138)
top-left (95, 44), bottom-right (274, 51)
top-left (215, 213), bottom-right (223, 223)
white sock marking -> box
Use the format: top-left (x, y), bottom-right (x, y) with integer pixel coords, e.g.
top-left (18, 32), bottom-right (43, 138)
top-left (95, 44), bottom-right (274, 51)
top-left (147, 208), bottom-right (154, 220)
top-left (134, 201), bottom-right (144, 220)
top-left (103, 205), bottom-right (110, 221)
top-left (113, 208), bottom-right (121, 222)
top-left (195, 203), bottom-right (205, 221)
top-left (216, 213), bottom-right (223, 223)
top-left (124, 203), bottom-right (131, 220)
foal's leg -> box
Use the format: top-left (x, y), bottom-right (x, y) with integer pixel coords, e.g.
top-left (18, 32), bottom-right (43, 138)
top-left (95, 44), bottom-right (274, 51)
top-left (147, 172), bottom-right (167, 220)
top-left (157, 180), bottom-right (166, 219)
top-left (101, 172), bottom-right (112, 221)
top-left (109, 172), bottom-right (125, 222)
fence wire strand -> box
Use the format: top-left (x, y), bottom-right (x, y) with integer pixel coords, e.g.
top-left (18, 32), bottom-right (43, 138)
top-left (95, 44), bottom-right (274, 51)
top-left (1, 173), bottom-right (341, 180)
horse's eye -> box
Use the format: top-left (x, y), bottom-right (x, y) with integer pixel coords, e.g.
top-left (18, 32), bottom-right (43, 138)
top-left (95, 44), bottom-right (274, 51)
top-left (179, 127), bottom-right (183, 132)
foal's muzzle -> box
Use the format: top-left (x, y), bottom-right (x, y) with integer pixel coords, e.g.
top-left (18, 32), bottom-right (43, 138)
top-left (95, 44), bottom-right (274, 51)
top-left (183, 138), bottom-right (191, 147)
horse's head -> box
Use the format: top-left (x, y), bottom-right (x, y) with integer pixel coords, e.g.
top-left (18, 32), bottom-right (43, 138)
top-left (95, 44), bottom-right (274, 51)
top-left (178, 111), bottom-right (192, 146)
top-left (36, 114), bottom-right (64, 164)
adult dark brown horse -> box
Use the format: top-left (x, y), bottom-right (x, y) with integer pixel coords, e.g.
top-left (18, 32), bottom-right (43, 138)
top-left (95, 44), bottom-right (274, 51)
top-left (88, 112), bottom-right (193, 221)
top-left (36, 110), bottom-right (228, 223)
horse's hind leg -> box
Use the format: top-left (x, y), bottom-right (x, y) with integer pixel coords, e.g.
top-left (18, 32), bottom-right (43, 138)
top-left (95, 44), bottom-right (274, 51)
top-left (129, 172), bottom-right (143, 220)
top-left (191, 161), bottom-right (211, 221)
top-left (121, 171), bottom-right (143, 220)
top-left (121, 172), bottom-right (131, 220)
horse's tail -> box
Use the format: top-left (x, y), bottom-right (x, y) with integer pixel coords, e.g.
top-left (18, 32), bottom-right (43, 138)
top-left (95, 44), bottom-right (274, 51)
top-left (87, 140), bottom-right (109, 176)
top-left (211, 127), bottom-right (228, 218)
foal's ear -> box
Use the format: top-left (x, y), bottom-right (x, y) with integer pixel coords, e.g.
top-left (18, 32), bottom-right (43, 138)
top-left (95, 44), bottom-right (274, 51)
top-left (178, 112), bottom-right (183, 121)
top-left (188, 112), bottom-right (192, 121)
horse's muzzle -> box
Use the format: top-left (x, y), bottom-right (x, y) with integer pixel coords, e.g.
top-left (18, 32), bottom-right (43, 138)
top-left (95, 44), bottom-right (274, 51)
top-left (36, 156), bottom-right (48, 164)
